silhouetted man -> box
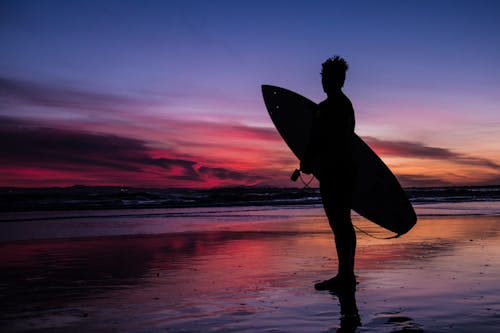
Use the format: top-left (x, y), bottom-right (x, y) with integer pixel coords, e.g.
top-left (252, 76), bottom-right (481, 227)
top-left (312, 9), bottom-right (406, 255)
top-left (301, 56), bottom-right (356, 291)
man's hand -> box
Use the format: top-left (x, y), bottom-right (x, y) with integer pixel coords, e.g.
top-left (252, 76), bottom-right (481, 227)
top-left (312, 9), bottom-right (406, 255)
top-left (300, 159), bottom-right (312, 175)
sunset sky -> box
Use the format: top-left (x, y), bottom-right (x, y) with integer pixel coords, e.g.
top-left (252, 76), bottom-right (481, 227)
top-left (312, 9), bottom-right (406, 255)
top-left (1, 0), bottom-right (499, 188)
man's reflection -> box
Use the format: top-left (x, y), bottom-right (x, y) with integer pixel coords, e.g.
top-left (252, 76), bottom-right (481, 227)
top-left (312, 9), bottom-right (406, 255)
top-left (331, 287), bottom-right (361, 332)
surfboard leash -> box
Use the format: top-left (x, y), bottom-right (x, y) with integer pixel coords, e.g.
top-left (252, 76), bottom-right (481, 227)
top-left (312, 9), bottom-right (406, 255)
top-left (299, 173), bottom-right (315, 188)
top-left (353, 224), bottom-right (401, 240)
top-left (290, 168), bottom-right (315, 188)
top-left (292, 168), bottom-right (400, 240)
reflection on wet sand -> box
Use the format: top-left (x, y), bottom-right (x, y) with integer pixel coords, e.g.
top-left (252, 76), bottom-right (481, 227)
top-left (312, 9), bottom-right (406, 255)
top-left (331, 288), bottom-right (361, 333)
top-left (1, 215), bottom-right (499, 332)
top-left (330, 287), bottom-right (425, 333)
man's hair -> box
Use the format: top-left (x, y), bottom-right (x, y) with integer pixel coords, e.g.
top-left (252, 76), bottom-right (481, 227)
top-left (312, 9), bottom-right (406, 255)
top-left (321, 56), bottom-right (349, 77)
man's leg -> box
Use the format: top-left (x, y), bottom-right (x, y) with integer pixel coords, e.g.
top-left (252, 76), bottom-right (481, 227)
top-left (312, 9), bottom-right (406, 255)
top-left (332, 207), bottom-right (356, 281)
top-left (316, 181), bottom-right (356, 290)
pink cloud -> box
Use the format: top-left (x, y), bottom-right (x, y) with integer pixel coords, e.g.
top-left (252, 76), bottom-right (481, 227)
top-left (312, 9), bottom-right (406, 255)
top-left (1, 75), bottom-right (497, 188)
top-left (0, 118), bottom-right (266, 188)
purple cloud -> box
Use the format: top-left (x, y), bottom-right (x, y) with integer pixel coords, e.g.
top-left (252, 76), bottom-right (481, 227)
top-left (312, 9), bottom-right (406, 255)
top-left (0, 117), bottom-right (264, 187)
top-left (364, 136), bottom-right (499, 169)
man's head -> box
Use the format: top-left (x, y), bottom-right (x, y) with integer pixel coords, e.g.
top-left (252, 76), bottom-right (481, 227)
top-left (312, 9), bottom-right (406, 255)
top-left (321, 56), bottom-right (349, 94)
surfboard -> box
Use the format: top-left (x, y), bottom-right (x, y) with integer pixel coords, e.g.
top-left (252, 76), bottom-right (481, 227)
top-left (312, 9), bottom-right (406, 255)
top-left (262, 85), bottom-right (416, 236)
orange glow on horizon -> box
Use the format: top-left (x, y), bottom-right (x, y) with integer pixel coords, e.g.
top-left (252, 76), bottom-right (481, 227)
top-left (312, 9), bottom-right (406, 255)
top-left (1, 111), bottom-right (498, 188)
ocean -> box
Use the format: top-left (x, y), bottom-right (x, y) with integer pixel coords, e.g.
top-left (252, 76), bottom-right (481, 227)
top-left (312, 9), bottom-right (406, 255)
top-left (2, 185), bottom-right (500, 211)
top-left (0, 185), bottom-right (499, 242)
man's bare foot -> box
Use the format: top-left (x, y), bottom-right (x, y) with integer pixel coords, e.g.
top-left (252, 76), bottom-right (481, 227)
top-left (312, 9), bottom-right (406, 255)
top-left (314, 275), bottom-right (357, 291)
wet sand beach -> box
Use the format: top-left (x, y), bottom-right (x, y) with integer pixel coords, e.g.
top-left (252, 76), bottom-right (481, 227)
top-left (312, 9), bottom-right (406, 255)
top-left (1, 207), bottom-right (500, 332)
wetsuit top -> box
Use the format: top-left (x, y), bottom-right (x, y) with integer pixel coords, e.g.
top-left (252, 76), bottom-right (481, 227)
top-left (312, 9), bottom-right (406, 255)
top-left (302, 91), bottom-right (355, 181)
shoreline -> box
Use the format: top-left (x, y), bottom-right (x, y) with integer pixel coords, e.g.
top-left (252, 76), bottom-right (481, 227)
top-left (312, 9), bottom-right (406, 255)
top-left (1, 201), bottom-right (500, 243)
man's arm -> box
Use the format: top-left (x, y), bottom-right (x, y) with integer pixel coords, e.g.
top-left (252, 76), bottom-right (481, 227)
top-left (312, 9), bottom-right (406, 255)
top-left (300, 110), bottom-right (320, 174)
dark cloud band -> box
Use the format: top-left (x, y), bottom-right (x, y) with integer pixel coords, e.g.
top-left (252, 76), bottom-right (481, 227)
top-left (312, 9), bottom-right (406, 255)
top-left (0, 117), bottom-right (263, 187)
top-left (364, 136), bottom-right (499, 170)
